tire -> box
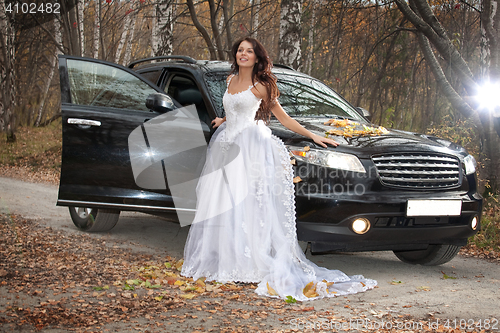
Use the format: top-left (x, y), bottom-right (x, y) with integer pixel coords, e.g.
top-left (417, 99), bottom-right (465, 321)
top-left (69, 207), bottom-right (120, 232)
top-left (393, 244), bottom-right (461, 266)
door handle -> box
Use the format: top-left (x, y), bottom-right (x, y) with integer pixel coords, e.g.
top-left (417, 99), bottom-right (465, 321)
top-left (67, 118), bottom-right (101, 127)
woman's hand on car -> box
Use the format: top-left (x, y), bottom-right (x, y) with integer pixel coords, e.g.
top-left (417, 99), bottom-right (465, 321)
top-left (312, 134), bottom-right (339, 148)
top-left (211, 117), bottom-right (225, 128)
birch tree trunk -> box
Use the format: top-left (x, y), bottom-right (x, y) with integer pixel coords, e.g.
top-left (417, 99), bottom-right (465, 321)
top-left (116, 2), bottom-right (134, 63)
top-left (92, 0), bottom-right (100, 58)
top-left (481, 0), bottom-right (500, 135)
top-left (77, 0), bottom-right (85, 56)
top-left (251, 0), bottom-right (261, 38)
top-left (35, 17), bottom-right (62, 127)
top-left (0, 0), bottom-right (16, 141)
top-left (153, 0), bottom-right (175, 56)
top-left (152, 3), bottom-right (157, 57)
top-left (278, 0), bottom-right (302, 70)
top-left (123, 11), bottom-right (138, 66)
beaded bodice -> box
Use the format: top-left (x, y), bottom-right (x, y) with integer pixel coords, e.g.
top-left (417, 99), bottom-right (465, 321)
top-left (222, 76), bottom-right (262, 142)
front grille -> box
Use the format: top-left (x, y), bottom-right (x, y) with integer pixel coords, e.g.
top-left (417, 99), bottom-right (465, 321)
top-left (372, 153), bottom-right (461, 189)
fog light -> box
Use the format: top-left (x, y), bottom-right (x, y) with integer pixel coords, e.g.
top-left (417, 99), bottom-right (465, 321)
top-left (471, 216), bottom-right (479, 230)
top-left (352, 218), bottom-right (371, 234)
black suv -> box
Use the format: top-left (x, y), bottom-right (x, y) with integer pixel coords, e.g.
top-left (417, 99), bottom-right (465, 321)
top-left (57, 55), bottom-right (482, 265)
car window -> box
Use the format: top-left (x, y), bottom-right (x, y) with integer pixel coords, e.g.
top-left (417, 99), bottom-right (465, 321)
top-left (66, 59), bottom-right (158, 111)
top-left (277, 76), bottom-right (364, 120)
top-left (138, 70), bottom-right (162, 85)
top-left (166, 74), bottom-right (211, 125)
top-left (204, 72), bottom-right (227, 116)
top-left (165, 76), bottom-right (197, 99)
top-left (203, 72), bottom-right (364, 121)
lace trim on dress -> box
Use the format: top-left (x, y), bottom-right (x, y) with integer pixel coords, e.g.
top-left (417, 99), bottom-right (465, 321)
top-left (270, 134), bottom-right (317, 278)
top-left (226, 74), bottom-right (259, 96)
top-left (182, 264), bottom-right (265, 284)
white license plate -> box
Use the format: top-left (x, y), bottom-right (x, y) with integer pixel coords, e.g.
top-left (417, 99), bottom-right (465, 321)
top-left (406, 199), bottom-right (462, 217)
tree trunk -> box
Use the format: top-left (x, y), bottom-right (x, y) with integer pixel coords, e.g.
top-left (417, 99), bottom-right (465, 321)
top-left (35, 17), bottom-right (62, 127)
top-left (67, 0), bottom-right (81, 56)
top-left (208, 0), bottom-right (225, 60)
top-left (304, 0), bottom-right (316, 75)
top-left (92, 0), bottom-right (100, 58)
top-left (394, 0), bottom-right (478, 94)
top-left (481, 0), bottom-right (500, 137)
top-left (122, 12), bottom-right (138, 66)
top-left (0, 0), bottom-right (16, 142)
top-left (251, 0), bottom-right (261, 38)
top-left (415, 32), bottom-right (476, 117)
top-left (115, 2), bottom-right (133, 63)
top-left (369, 31), bottom-right (400, 124)
top-left (222, 0), bottom-right (234, 59)
top-left (77, 0), bottom-right (85, 56)
top-left (153, 0), bottom-right (176, 56)
top-left (278, 0), bottom-right (302, 70)
top-left (186, 0), bottom-right (217, 60)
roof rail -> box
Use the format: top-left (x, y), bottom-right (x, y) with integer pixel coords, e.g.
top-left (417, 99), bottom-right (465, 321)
top-left (273, 63), bottom-right (295, 71)
top-left (128, 56), bottom-right (197, 69)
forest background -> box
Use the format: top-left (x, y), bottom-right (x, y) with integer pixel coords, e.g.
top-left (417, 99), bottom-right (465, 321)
top-left (0, 0), bottom-right (499, 197)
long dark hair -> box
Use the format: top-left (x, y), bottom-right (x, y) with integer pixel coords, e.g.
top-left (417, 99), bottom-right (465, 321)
top-left (229, 37), bottom-right (279, 123)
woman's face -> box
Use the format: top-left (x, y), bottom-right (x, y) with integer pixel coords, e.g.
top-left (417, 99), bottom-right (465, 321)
top-left (236, 40), bottom-right (257, 69)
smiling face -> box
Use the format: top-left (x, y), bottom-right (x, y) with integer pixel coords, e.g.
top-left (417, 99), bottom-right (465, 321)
top-left (236, 40), bottom-right (257, 69)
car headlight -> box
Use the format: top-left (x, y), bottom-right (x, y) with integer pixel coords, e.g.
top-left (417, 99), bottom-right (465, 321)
top-left (464, 154), bottom-right (477, 175)
top-left (288, 145), bottom-right (366, 173)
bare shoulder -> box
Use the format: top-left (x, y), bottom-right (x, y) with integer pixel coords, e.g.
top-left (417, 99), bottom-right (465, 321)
top-left (226, 74), bottom-right (235, 84)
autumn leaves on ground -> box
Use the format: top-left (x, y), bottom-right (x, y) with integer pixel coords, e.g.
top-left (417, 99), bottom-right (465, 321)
top-left (0, 213), bottom-right (297, 332)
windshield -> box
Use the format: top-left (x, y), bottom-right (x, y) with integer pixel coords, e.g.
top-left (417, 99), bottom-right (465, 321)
top-left (204, 71), bottom-right (365, 121)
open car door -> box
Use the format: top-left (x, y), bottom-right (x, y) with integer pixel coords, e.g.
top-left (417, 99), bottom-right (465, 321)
top-left (57, 56), bottom-right (208, 231)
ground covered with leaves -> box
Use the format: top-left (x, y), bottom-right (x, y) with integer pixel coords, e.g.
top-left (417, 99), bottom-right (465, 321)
top-left (0, 125), bottom-right (61, 185)
top-left (2, 214), bottom-right (484, 333)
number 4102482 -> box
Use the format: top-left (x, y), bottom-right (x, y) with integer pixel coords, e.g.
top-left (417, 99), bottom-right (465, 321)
top-left (5, 2), bottom-right (60, 14)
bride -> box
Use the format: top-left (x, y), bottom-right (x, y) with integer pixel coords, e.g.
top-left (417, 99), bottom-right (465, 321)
top-left (181, 37), bottom-right (376, 301)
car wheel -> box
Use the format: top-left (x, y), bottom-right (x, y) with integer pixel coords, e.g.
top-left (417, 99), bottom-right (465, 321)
top-left (68, 207), bottom-right (120, 232)
top-left (393, 244), bottom-right (461, 266)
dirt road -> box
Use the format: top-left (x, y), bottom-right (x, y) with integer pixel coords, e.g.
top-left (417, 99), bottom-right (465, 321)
top-left (1, 176), bottom-right (499, 332)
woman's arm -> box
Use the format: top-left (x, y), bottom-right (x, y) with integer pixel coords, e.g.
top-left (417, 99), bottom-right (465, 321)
top-left (252, 82), bottom-right (338, 148)
top-left (270, 102), bottom-right (338, 148)
top-left (211, 75), bottom-right (234, 128)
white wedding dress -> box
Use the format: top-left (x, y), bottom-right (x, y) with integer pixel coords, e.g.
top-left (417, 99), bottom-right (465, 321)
top-left (181, 76), bottom-right (376, 301)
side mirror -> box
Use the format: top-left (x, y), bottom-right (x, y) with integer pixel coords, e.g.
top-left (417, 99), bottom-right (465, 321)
top-left (146, 93), bottom-right (175, 113)
top-left (357, 107), bottom-right (372, 121)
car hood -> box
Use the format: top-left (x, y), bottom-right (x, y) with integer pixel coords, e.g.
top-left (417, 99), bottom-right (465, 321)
top-left (268, 116), bottom-right (467, 155)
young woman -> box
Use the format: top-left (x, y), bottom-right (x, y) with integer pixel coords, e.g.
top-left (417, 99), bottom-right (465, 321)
top-left (181, 37), bottom-right (376, 301)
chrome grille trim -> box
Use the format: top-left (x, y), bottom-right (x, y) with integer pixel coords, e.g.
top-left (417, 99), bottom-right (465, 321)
top-left (371, 153), bottom-right (461, 189)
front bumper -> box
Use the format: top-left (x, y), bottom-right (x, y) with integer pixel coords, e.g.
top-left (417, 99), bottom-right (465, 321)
top-left (295, 194), bottom-right (482, 252)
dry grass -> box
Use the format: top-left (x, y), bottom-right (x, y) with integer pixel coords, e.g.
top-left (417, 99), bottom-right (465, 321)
top-left (0, 122), bottom-right (61, 185)
top-left (461, 196), bottom-right (500, 259)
